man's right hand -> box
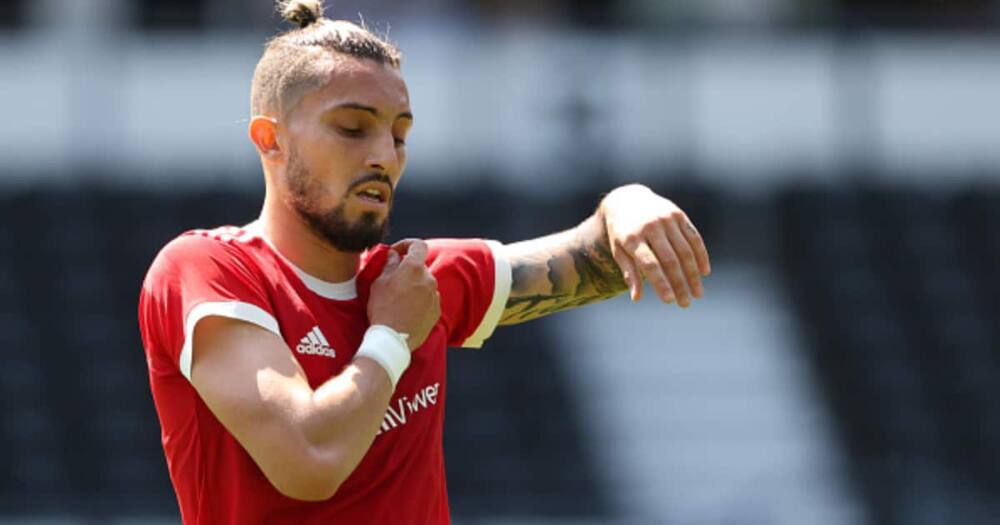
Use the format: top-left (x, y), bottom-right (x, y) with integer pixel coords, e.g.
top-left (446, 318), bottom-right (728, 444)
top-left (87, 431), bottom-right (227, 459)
top-left (367, 239), bottom-right (441, 350)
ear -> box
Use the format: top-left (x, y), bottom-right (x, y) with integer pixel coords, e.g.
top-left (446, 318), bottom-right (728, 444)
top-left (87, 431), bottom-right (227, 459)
top-left (249, 116), bottom-right (282, 160)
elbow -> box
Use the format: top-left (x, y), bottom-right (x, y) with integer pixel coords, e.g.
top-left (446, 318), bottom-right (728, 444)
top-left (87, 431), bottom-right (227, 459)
top-left (274, 477), bottom-right (341, 503)
top-left (267, 447), bottom-right (347, 502)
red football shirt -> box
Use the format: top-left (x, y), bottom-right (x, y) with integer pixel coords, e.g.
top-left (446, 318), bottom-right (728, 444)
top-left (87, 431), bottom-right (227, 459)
top-left (137, 222), bottom-right (511, 524)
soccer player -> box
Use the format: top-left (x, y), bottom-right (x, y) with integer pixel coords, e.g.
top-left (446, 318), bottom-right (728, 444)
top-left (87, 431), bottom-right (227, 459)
top-left (137, 1), bottom-right (711, 523)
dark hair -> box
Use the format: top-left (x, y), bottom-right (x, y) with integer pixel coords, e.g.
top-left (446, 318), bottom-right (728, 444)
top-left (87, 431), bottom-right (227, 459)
top-left (250, 1), bottom-right (402, 118)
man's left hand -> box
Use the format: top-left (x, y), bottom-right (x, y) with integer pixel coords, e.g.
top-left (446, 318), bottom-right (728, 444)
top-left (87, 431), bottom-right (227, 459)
top-left (599, 184), bottom-right (712, 307)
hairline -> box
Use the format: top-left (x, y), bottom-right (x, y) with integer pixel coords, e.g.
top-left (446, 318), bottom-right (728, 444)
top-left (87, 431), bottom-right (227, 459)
top-left (271, 50), bottom-right (404, 122)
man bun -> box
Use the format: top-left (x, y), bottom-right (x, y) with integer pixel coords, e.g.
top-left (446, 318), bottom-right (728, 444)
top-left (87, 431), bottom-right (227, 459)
top-left (252, 1), bottom-right (402, 118)
top-left (280, 0), bottom-right (324, 28)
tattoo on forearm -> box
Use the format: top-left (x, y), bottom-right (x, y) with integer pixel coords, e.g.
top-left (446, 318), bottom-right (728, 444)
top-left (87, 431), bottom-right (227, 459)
top-left (500, 225), bottom-right (627, 325)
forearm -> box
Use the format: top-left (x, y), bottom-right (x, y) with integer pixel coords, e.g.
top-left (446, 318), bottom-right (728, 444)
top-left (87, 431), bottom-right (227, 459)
top-left (237, 355), bottom-right (394, 501)
top-left (500, 212), bottom-right (627, 325)
top-left (301, 358), bottom-right (394, 477)
top-left (191, 318), bottom-right (394, 500)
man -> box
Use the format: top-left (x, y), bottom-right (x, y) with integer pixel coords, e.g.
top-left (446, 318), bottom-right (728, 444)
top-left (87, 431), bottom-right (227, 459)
top-left (138, 1), bottom-right (711, 523)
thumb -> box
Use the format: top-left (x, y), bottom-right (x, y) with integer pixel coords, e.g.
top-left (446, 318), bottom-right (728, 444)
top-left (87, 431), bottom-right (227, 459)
top-left (380, 249), bottom-right (401, 276)
top-left (391, 238), bottom-right (418, 256)
top-left (402, 239), bottom-right (428, 265)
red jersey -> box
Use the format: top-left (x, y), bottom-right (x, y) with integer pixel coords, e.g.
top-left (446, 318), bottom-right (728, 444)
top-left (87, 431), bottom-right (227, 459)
top-left (137, 222), bottom-right (511, 524)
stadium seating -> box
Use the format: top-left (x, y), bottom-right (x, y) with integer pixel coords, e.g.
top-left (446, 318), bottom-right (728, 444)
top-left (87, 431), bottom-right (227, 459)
top-left (780, 185), bottom-right (1000, 525)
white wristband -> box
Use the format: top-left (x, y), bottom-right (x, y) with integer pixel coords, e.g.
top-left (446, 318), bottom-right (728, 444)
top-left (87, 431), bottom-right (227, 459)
top-left (354, 325), bottom-right (411, 388)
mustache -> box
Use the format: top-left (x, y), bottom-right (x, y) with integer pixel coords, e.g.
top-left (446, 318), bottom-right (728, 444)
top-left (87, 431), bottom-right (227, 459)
top-left (347, 173), bottom-right (394, 193)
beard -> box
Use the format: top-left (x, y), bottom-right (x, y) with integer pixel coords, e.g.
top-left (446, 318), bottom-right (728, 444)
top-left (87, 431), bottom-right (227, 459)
top-left (285, 151), bottom-right (391, 253)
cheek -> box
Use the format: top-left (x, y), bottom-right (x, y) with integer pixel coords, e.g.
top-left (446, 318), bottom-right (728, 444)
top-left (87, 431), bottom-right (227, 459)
top-left (304, 134), bottom-right (346, 165)
top-left (299, 123), bottom-right (355, 161)
top-left (287, 158), bottom-right (343, 208)
top-left (298, 136), bottom-right (356, 184)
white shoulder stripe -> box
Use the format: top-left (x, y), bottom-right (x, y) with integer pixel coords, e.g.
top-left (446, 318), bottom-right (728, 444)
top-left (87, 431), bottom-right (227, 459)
top-left (461, 240), bottom-right (512, 349)
top-left (179, 301), bottom-right (282, 381)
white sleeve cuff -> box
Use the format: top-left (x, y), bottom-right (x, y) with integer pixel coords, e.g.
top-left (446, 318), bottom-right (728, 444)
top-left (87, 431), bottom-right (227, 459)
top-left (460, 240), bottom-right (512, 348)
top-left (179, 301), bottom-right (282, 381)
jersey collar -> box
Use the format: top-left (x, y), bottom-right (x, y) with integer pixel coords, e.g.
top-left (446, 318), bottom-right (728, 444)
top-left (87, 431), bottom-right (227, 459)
top-left (244, 220), bottom-right (358, 301)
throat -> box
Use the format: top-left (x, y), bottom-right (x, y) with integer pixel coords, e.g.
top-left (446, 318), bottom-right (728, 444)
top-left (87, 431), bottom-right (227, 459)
top-left (256, 206), bottom-right (362, 283)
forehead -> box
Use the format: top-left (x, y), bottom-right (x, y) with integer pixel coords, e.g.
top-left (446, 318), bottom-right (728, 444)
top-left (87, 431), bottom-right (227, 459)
top-left (299, 55), bottom-right (410, 117)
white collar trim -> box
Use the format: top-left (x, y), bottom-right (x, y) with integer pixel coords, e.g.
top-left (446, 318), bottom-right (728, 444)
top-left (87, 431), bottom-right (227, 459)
top-left (244, 220), bottom-right (358, 301)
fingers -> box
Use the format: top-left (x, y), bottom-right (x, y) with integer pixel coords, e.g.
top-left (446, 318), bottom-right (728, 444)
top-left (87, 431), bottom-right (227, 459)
top-left (618, 217), bottom-right (707, 308)
top-left (646, 232), bottom-right (690, 306)
top-left (664, 220), bottom-right (703, 300)
top-left (680, 218), bottom-right (711, 276)
top-left (610, 242), bottom-right (642, 302)
top-left (398, 240), bottom-right (437, 289)
top-left (390, 238), bottom-right (418, 256)
top-left (379, 238), bottom-right (427, 280)
top-left (400, 239), bottom-right (428, 265)
top-left (631, 241), bottom-right (675, 304)
top-left (381, 249), bottom-right (401, 276)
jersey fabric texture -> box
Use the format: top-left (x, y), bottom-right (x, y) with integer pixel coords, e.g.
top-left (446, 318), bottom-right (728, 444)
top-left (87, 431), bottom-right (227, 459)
top-left (137, 222), bottom-right (511, 525)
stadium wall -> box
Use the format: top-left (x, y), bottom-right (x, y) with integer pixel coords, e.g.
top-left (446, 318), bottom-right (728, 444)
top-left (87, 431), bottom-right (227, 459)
top-left (1, 30), bottom-right (999, 189)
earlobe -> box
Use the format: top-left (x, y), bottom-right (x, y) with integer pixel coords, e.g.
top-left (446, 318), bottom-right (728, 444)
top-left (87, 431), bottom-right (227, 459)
top-left (249, 116), bottom-right (281, 157)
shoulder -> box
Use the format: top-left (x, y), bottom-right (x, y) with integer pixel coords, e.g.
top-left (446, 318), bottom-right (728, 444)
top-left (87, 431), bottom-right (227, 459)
top-left (355, 239), bottom-right (497, 274)
top-left (425, 238), bottom-right (504, 265)
top-left (424, 239), bottom-right (512, 348)
top-left (424, 238), bottom-right (510, 297)
top-left (156, 225), bottom-right (266, 265)
top-left (358, 239), bottom-right (503, 276)
top-left (144, 225), bottom-right (269, 289)
top-left (159, 226), bottom-right (254, 258)
top-left (425, 239), bottom-right (509, 287)
top-left (355, 239), bottom-right (503, 292)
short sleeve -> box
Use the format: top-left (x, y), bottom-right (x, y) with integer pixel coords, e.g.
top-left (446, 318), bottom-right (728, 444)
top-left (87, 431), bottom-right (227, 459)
top-left (425, 239), bottom-right (512, 348)
top-left (138, 233), bottom-right (281, 381)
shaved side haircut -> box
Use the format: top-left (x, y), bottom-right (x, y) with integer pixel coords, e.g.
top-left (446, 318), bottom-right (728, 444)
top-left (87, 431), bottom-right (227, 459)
top-left (250, 0), bottom-right (402, 119)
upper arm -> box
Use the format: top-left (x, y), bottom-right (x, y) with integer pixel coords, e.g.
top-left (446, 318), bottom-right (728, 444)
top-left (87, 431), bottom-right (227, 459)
top-left (499, 215), bottom-right (627, 325)
top-left (190, 315), bottom-right (332, 500)
top-left (423, 239), bottom-right (511, 348)
top-left (138, 234), bottom-right (338, 500)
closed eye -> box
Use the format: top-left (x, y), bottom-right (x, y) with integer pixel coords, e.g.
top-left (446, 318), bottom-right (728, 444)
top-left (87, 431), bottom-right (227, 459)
top-left (339, 127), bottom-right (363, 137)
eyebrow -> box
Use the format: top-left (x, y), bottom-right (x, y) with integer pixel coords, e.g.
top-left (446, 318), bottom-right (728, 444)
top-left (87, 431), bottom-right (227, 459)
top-left (331, 102), bottom-right (413, 122)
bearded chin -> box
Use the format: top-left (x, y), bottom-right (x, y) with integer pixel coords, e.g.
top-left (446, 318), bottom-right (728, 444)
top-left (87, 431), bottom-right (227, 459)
top-left (295, 203), bottom-right (390, 253)
top-left (286, 153), bottom-right (390, 253)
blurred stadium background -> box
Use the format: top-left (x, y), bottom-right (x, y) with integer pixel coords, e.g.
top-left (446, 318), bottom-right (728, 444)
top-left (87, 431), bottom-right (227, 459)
top-left (2, 0), bottom-right (999, 523)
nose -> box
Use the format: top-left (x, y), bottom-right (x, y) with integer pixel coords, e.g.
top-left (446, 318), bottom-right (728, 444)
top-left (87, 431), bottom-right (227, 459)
top-left (365, 131), bottom-right (400, 175)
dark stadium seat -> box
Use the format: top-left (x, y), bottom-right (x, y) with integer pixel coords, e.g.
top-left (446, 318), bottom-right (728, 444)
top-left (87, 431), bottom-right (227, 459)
top-left (781, 185), bottom-right (1000, 525)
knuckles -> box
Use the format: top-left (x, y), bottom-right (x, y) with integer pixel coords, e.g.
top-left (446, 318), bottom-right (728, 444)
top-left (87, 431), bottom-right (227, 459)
top-left (640, 222), bottom-right (660, 237)
top-left (640, 260), bottom-right (660, 272)
top-left (622, 234), bottom-right (642, 251)
top-left (371, 263), bottom-right (438, 297)
top-left (675, 245), bottom-right (694, 259)
top-left (654, 210), bottom-right (685, 226)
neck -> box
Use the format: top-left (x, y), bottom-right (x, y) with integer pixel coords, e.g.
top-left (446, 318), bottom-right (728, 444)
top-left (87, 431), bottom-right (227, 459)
top-left (259, 191), bottom-right (361, 283)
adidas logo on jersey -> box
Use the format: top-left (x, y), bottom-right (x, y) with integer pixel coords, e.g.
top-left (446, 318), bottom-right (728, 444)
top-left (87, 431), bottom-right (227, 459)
top-left (296, 326), bottom-right (336, 359)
